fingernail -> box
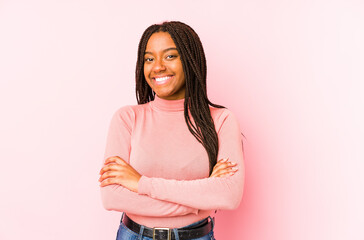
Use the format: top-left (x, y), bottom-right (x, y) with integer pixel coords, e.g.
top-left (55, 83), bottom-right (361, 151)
top-left (232, 167), bottom-right (238, 171)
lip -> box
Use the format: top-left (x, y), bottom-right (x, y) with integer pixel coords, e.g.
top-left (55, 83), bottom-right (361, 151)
top-left (152, 74), bottom-right (173, 79)
top-left (152, 75), bottom-right (174, 85)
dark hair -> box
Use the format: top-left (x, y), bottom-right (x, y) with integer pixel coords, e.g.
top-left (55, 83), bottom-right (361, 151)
top-left (135, 21), bottom-right (227, 175)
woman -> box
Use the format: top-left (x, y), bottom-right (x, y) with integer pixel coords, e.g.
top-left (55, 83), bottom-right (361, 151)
top-left (98, 21), bottom-right (245, 240)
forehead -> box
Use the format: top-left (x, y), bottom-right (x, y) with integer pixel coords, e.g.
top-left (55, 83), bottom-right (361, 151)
top-left (145, 32), bottom-right (177, 53)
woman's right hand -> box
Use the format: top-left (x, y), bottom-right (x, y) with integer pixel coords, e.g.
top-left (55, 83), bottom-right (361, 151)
top-left (209, 158), bottom-right (238, 178)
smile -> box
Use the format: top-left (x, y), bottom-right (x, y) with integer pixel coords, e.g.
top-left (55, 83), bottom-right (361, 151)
top-left (153, 75), bottom-right (173, 85)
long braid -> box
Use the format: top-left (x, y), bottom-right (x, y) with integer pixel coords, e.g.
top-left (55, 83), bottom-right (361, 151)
top-left (135, 21), bottom-right (236, 175)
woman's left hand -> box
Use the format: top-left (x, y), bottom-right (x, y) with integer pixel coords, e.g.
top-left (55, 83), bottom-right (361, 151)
top-left (98, 156), bottom-right (141, 193)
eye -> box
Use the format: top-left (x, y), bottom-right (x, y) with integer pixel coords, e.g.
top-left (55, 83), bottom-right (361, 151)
top-left (144, 57), bottom-right (153, 62)
top-left (166, 55), bottom-right (177, 60)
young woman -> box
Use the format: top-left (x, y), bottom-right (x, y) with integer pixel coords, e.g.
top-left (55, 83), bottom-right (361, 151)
top-left (99, 21), bottom-right (245, 240)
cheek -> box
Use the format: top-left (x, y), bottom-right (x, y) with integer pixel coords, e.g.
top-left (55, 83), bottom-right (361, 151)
top-left (143, 65), bottom-right (148, 77)
top-left (175, 61), bottom-right (184, 76)
top-left (176, 65), bottom-right (185, 81)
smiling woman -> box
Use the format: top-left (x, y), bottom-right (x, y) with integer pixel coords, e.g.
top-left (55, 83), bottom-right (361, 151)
top-left (99, 21), bottom-right (245, 240)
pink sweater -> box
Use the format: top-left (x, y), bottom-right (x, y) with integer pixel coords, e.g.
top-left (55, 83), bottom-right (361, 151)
top-left (100, 95), bottom-right (245, 228)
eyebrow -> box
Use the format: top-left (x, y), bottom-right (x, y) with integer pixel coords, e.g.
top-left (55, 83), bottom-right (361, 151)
top-left (144, 47), bottom-right (178, 55)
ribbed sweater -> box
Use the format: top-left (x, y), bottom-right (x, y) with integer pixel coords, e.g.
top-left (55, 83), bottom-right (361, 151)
top-left (100, 95), bottom-right (245, 228)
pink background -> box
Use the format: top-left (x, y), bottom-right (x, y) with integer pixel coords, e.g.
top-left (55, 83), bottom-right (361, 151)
top-left (0, 0), bottom-right (363, 239)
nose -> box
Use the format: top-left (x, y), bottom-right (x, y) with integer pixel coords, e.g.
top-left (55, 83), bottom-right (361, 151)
top-left (152, 58), bottom-right (166, 72)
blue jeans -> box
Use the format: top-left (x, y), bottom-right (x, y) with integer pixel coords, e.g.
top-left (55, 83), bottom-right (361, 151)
top-left (116, 213), bottom-right (216, 240)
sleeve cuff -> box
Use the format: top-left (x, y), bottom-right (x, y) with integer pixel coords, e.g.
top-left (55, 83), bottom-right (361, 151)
top-left (137, 175), bottom-right (152, 196)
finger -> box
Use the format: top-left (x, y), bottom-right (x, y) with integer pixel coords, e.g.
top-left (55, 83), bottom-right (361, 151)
top-left (99, 169), bottom-right (119, 182)
top-left (104, 157), bottom-right (126, 169)
top-left (104, 156), bottom-right (126, 165)
top-left (223, 166), bottom-right (238, 173)
top-left (220, 161), bottom-right (237, 168)
top-left (212, 161), bottom-right (236, 173)
top-left (211, 171), bottom-right (231, 178)
top-left (210, 166), bottom-right (232, 177)
top-left (107, 156), bottom-right (122, 161)
top-left (211, 166), bottom-right (238, 177)
top-left (210, 163), bottom-right (231, 177)
top-left (212, 172), bottom-right (228, 178)
top-left (104, 157), bottom-right (123, 166)
top-left (214, 167), bottom-right (236, 176)
top-left (99, 177), bottom-right (118, 187)
top-left (210, 171), bottom-right (217, 178)
top-left (213, 169), bottom-right (238, 178)
top-left (99, 163), bottom-right (123, 175)
top-left (99, 165), bottom-right (129, 182)
top-left (218, 157), bottom-right (228, 162)
top-left (99, 163), bottom-right (115, 175)
top-left (215, 158), bottom-right (236, 167)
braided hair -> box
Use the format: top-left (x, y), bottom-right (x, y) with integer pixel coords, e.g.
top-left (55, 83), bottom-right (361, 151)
top-left (135, 21), bottom-right (226, 175)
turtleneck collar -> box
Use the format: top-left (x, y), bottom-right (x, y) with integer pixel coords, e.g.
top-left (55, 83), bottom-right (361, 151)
top-left (150, 94), bottom-right (185, 112)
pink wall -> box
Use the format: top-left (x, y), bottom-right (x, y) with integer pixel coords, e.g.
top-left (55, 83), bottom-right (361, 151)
top-left (0, 0), bottom-right (363, 239)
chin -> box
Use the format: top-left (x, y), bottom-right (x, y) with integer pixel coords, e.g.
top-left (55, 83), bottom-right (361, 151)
top-left (155, 90), bottom-right (172, 98)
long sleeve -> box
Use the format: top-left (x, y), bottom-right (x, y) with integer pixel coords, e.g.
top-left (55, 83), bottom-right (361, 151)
top-left (137, 109), bottom-right (245, 210)
top-left (100, 106), bottom-right (199, 217)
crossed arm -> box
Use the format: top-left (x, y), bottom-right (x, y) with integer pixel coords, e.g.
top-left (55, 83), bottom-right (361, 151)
top-left (99, 155), bottom-right (236, 216)
top-left (99, 106), bottom-right (244, 215)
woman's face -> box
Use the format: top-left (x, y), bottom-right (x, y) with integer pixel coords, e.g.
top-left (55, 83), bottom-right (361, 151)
top-left (144, 31), bottom-right (186, 100)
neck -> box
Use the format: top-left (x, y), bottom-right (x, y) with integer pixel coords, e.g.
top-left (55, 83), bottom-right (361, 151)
top-left (150, 94), bottom-right (185, 112)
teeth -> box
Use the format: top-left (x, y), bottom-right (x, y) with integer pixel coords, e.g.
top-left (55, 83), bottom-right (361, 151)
top-left (155, 76), bottom-right (171, 82)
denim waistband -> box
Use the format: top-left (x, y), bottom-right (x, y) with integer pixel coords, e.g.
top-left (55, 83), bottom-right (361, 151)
top-left (120, 212), bottom-right (215, 230)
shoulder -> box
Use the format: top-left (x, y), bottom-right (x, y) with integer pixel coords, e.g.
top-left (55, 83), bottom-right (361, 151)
top-left (210, 106), bottom-right (237, 122)
top-left (209, 106), bottom-right (241, 133)
top-left (109, 103), bottom-right (149, 131)
top-left (112, 105), bottom-right (135, 120)
top-left (112, 102), bottom-right (149, 119)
